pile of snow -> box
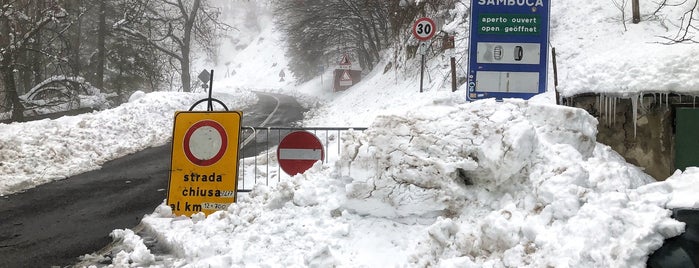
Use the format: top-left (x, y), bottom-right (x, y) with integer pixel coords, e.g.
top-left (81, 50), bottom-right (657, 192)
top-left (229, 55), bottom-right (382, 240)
top-left (0, 90), bottom-right (257, 196)
top-left (106, 99), bottom-right (696, 267)
top-left (552, 1), bottom-right (699, 96)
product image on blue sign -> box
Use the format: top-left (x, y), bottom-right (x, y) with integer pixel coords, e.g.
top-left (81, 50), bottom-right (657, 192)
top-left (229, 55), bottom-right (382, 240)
top-left (467, 0), bottom-right (550, 101)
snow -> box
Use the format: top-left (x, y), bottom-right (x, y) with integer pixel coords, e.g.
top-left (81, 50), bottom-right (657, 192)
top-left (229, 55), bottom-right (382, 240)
top-left (0, 91), bottom-right (257, 194)
top-left (1, 1), bottom-right (698, 268)
top-left (552, 0), bottom-right (699, 97)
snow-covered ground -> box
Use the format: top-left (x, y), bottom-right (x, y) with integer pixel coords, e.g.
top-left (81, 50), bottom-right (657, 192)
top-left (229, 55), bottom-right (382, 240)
top-left (1, 1), bottom-right (699, 267)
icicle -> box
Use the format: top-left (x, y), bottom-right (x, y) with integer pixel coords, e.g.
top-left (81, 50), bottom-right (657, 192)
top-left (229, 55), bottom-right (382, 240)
top-left (660, 93), bottom-right (664, 109)
top-left (639, 93), bottom-right (645, 110)
top-left (608, 96), bottom-right (613, 126)
top-left (599, 94), bottom-right (604, 122)
top-left (631, 94), bottom-right (638, 138)
top-left (653, 93), bottom-right (657, 107)
top-left (662, 93), bottom-right (668, 109)
top-left (612, 96), bottom-right (617, 126)
top-left (602, 95), bottom-right (607, 125)
top-left (608, 96), bottom-right (612, 126)
top-left (597, 95), bottom-right (601, 116)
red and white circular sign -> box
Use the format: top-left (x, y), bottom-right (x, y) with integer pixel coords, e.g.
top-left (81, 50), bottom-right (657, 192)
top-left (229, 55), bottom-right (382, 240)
top-left (183, 120), bottom-right (228, 166)
top-left (277, 131), bottom-right (324, 176)
top-left (412, 17), bottom-right (436, 41)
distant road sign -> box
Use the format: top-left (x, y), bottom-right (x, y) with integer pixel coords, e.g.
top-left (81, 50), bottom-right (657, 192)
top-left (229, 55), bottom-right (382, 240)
top-left (167, 111), bottom-right (242, 217)
top-left (339, 54), bottom-right (352, 69)
top-left (413, 17), bottom-right (436, 41)
top-left (339, 70), bottom-right (353, 86)
top-left (277, 131), bottom-right (324, 176)
top-left (198, 70), bottom-right (210, 84)
top-left (467, 0), bottom-right (551, 101)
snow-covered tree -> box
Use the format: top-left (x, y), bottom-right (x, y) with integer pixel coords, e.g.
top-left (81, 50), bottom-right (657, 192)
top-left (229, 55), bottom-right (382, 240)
top-left (0, 0), bottom-right (68, 121)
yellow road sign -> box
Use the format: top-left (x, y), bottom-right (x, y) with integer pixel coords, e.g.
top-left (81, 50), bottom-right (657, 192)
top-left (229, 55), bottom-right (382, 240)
top-left (167, 111), bottom-right (242, 216)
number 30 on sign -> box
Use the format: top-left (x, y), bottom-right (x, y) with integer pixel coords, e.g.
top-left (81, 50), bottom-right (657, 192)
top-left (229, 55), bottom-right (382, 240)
top-left (413, 17), bottom-right (436, 41)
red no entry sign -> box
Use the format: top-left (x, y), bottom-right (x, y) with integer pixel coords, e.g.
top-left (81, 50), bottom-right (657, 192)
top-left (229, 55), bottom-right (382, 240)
top-left (277, 131), bottom-right (324, 176)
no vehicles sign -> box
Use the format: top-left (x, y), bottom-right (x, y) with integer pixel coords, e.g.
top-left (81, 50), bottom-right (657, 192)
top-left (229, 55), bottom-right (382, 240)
top-left (167, 111), bottom-right (242, 217)
top-left (467, 0), bottom-right (550, 101)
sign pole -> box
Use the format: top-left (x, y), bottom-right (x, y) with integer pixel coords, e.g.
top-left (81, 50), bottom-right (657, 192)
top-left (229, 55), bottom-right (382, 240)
top-left (412, 18), bottom-right (436, 93)
top-left (552, 47), bottom-right (560, 105)
top-left (420, 48), bottom-right (425, 93)
top-left (208, 70), bottom-right (214, 111)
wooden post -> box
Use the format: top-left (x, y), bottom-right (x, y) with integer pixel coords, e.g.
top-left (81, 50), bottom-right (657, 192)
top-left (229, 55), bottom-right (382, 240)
top-left (632, 0), bottom-right (640, 24)
top-left (451, 57), bottom-right (457, 92)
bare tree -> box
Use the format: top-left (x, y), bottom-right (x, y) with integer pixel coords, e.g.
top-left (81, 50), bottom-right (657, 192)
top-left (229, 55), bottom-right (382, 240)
top-left (113, 0), bottom-right (227, 92)
top-left (611, 0), bottom-right (629, 31)
top-left (95, 0), bottom-right (107, 89)
top-left (659, 0), bottom-right (699, 43)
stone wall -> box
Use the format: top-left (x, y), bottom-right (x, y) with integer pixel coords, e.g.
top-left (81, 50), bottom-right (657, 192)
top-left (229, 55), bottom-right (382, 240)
top-left (566, 94), bottom-right (692, 180)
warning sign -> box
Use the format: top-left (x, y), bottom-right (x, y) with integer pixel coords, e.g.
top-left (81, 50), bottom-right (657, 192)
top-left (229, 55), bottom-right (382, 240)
top-left (339, 70), bottom-right (353, 86)
top-left (167, 111), bottom-right (242, 217)
top-left (339, 54), bottom-right (351, 69)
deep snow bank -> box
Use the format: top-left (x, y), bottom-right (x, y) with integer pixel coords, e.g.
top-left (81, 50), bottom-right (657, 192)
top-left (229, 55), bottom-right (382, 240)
top-left (120, 99), bottom-right (688, 267)
top-left (341, 99), bottom-right (676, 267)
top-left (0, 90), bottom-right (257, 196)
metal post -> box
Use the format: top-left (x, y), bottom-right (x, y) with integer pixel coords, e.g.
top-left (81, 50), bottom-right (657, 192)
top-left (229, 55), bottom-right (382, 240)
top-left (254, 132), bottom-right (257, 184)
top-left (266, 128), bottom-right (269, 186)
top-left (552, 47), bottom-right (560, 105)
top-left (420, 53), bottom-right (425, 93)
top-left (207, 70), bottom-right (214, 111)
top-left (277, 129), bottom-right (281, 183)
top-left (325, 130), bottom-right (329, 163)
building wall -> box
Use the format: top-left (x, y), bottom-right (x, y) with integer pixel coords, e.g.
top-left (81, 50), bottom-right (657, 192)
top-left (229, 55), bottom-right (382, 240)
top-left (567, 94), bottom-right (689, 181)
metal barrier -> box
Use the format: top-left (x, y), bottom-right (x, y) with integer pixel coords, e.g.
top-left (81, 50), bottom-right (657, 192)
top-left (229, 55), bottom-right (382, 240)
top-left (237, 126), bottom-right (367, 192)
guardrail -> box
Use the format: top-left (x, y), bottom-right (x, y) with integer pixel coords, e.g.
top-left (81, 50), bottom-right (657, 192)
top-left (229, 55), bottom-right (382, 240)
top-left (237, 126), bottom-right (368, 192)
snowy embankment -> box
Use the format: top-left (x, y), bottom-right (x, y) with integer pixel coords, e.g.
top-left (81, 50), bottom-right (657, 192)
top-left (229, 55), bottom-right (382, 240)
top-left (110, 98), bottom-right (696, 267)
top-left (0, 91), bottom-right (257, 196)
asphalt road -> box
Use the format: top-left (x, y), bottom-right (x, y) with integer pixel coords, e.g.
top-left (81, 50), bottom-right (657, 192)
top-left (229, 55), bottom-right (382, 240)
top-left (0, 92), bottom-right (306, 268)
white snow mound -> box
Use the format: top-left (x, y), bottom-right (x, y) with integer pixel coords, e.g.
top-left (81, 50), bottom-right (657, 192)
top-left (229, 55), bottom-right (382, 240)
top-left (138, 99), bottom-right (687, 267)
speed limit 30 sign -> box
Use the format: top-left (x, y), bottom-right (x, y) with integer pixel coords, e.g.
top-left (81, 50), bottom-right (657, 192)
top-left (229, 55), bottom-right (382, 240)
top-left (413, 17), bottom-right (436, 41)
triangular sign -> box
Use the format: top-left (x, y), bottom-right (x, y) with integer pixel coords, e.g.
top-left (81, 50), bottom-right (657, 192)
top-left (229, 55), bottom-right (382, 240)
top-left (340, 70), bottom-right (352, 81)
top-left (339, 54), bottom-right (351, 65)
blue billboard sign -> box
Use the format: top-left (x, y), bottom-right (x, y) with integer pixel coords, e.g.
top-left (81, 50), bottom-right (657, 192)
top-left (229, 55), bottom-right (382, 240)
top-left (467, 0), bottom-right (551, 101)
